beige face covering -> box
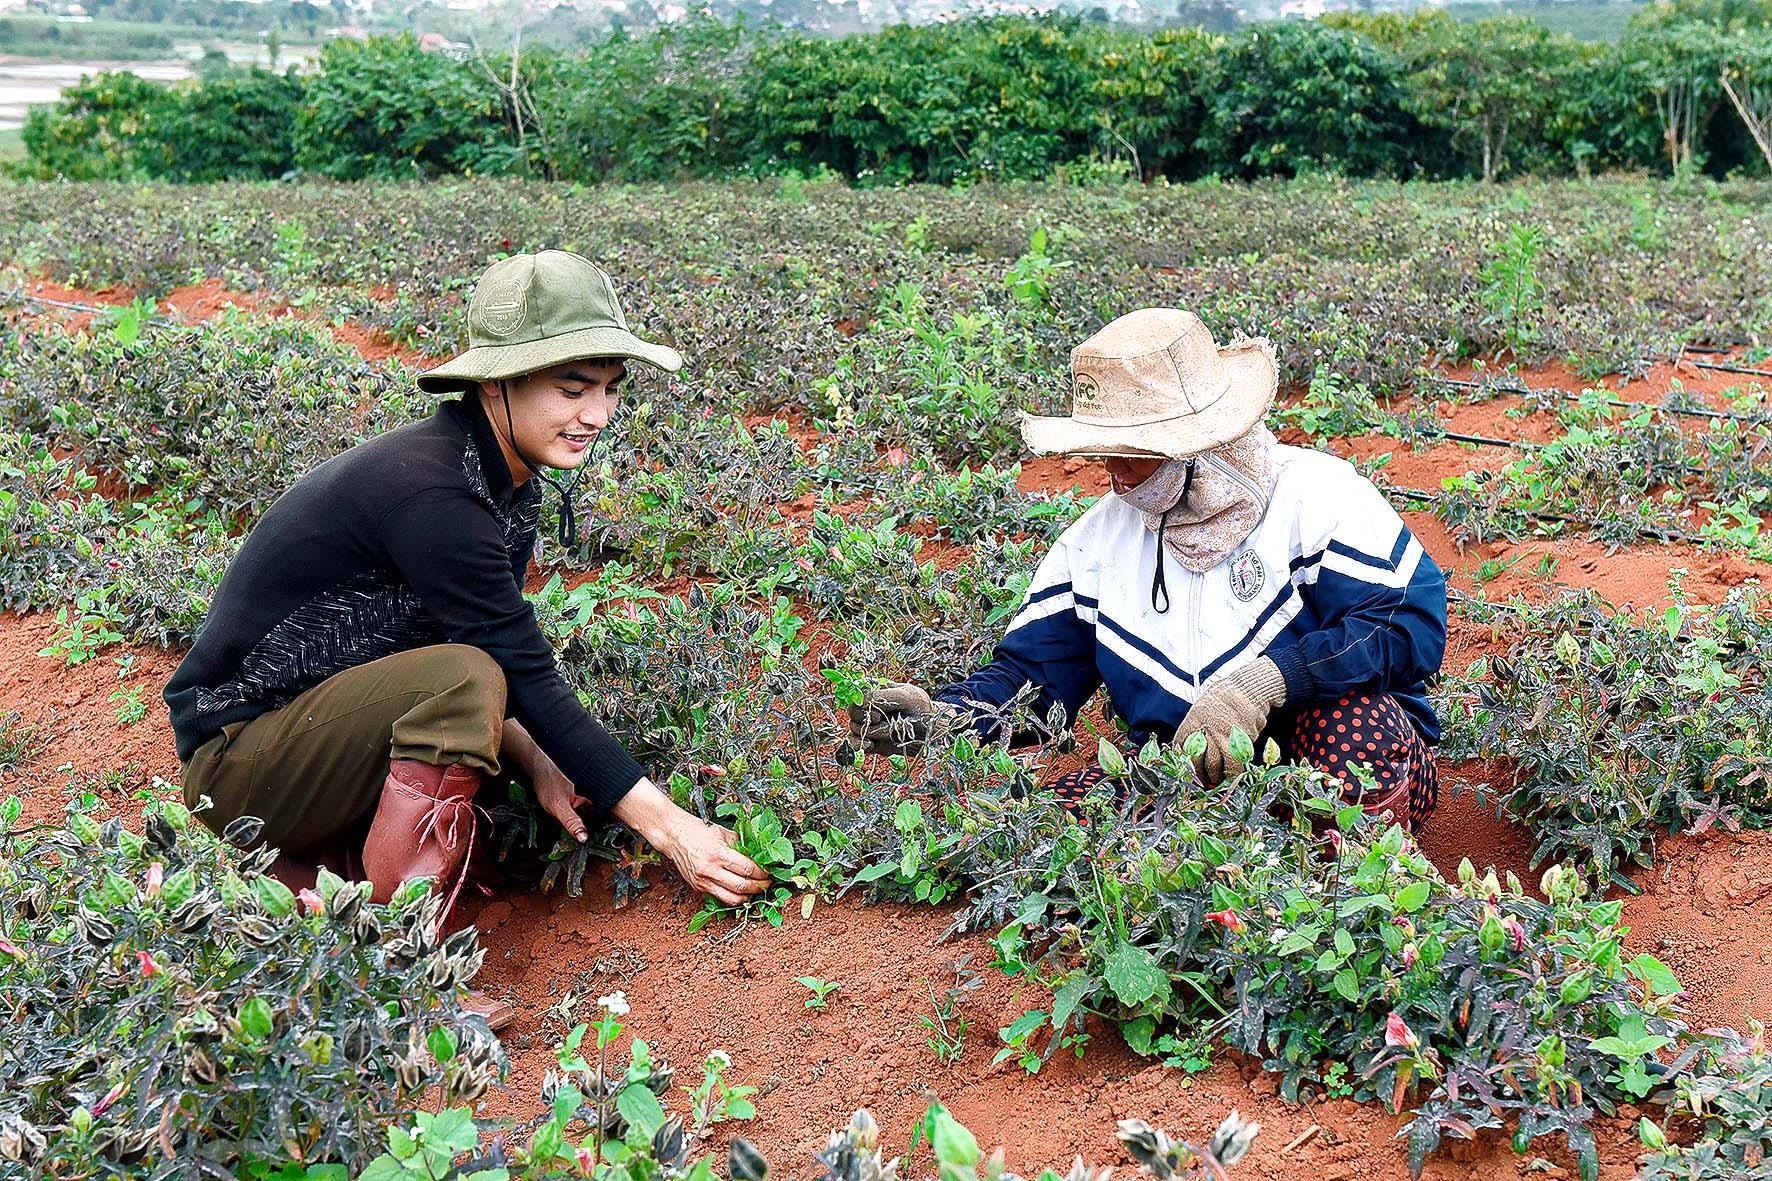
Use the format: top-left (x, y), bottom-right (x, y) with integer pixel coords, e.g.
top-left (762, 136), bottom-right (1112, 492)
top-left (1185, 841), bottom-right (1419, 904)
top-left (1117, 424), bottom-right (1278, 579)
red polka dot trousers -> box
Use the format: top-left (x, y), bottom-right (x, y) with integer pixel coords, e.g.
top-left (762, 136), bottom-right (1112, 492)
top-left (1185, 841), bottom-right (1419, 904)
top-left (1051, 692), bottom-right (1439, 832)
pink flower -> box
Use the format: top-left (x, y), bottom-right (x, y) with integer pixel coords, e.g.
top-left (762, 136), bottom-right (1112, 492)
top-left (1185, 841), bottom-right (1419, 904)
top-left (136, 951), bottom-right (163, 979)
top-left (298, 888), bottom-right (324, 915)
top-left (884, 447), bottom-right (907, 467)
top-left (1324, 830), bottom-right (1343, 852)
top-left (575, 1145), bottom-right (595, 1174)
top-left (92, 1080), bottom-right (126, 1116)
top-left (1501, 914), bottom-right (1527, 953)
top-left (697, 763), bottom-right (727, 778)
top-left (795, 557), bottom-right (814, 572)
top-left (0, 938), bottom-right (25, 959)
top-left (1401, 943), bottom-right (1418, 970)
top-left (1385, 1012), bottom-right (1419, 1052)
top-left (1205, 909), bottom-right (1246, 934)
top-left (143, 862), bottom-right (163, 898)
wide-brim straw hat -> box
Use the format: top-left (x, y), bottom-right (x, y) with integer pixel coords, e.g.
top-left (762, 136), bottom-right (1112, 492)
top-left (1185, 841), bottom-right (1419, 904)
top-left (417, 250), bottom-right (683, 393)
top-left (1020, 308), bottom-right (1277, 459)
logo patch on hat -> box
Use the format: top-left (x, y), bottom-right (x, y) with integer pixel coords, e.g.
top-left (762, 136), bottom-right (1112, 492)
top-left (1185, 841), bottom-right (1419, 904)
top-left (477, 270), bottom-right (529, 338)
top-left (1228, 548), bottom-right (1265, 602)
top-left (1073, 371), bottom-right (1104, 415)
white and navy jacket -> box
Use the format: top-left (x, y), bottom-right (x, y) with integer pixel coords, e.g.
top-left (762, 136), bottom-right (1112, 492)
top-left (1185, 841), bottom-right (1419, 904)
top-left (937, 446), bottom-right (1447, 747)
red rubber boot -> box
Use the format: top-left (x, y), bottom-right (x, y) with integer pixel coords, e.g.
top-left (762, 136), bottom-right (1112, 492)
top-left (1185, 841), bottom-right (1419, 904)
top-left (362, 759), bottom-right (483, 911)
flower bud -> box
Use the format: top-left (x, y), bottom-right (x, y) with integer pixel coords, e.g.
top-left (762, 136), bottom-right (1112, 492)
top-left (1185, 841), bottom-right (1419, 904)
top-left (729, 1137), bottom-right (770, 1181)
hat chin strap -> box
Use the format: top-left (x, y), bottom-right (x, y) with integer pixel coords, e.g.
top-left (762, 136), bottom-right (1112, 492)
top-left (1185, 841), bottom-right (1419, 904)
top-left (499, 381), bottom-right (585, 552)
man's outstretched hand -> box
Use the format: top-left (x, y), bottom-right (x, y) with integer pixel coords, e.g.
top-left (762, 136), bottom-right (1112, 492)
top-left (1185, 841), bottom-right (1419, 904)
top-left (613, 776), bottom-right (770, 906)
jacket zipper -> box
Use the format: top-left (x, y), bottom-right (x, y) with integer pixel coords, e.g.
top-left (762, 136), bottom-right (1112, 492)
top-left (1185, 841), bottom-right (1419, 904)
top-left (1199, 451), bottom-right (1270, 515)
top-left (1187, 566), bottom-right (1204, 696)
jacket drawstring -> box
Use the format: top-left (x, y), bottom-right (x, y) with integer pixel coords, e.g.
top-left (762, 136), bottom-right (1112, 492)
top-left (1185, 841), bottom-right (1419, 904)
top-left (1149, 460), bottom-right (1196, 615)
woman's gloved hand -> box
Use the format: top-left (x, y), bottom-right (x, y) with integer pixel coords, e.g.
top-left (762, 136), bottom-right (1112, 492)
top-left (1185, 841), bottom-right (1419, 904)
top-left (844, 682), bottom-right (962, 757)
top-left (1176, 656), bottom-right (1287, 784)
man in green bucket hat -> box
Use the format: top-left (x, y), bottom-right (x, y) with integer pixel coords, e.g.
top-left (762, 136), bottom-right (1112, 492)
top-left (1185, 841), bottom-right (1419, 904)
top-left (166, 252), bottom-right (769, 1027)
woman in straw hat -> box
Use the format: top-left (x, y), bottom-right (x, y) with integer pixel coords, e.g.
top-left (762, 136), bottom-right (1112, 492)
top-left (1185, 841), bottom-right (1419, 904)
top-left (166, 252), bottom-right (768, 1026)
top-left (847, 308), bottom-right (1447, 831)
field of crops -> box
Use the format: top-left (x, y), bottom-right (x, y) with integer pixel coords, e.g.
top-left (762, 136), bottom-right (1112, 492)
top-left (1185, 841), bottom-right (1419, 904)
top-left (0, 177), bottom-right (1769, 1181)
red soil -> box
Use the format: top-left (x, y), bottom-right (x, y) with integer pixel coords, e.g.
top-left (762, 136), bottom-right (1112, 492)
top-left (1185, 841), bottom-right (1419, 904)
top-left (3, 318), bottom-right (1769, 1179)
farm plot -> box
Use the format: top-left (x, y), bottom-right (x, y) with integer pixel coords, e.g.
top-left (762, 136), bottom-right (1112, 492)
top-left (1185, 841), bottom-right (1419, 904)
top-left (0, 178), bottom-right (1769, 1181)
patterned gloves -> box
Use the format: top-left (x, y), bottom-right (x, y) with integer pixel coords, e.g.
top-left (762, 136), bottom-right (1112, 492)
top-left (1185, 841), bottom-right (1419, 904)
top-left (1176, 656), bottom-right (1288, 784)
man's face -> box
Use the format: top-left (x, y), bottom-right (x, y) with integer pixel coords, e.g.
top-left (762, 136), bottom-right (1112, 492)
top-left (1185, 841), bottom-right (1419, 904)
top-left (1102, 455), bottom-right (1165, 496)
top-left (481, 358), bottom-right (626, 475)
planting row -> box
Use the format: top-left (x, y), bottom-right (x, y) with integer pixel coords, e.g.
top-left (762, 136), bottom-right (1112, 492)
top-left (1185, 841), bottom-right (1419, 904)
top-left (5, 175), bottom-right (1771, 389)
top-left (0, 797), bottom-right (1257, 1181)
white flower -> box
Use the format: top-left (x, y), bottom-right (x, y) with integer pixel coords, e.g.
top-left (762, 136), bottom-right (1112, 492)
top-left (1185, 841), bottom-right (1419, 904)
top-left (597, 991), bottom-right (630, 1016)
top-left (706, 1049), bottom-right (732, 1070)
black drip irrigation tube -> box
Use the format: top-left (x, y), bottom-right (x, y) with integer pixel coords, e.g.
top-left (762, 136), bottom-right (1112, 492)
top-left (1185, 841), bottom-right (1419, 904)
top-left (1418, 374), bottom-right (1772, 428)
top-left (1378, 483), bottom-right (1707, 547)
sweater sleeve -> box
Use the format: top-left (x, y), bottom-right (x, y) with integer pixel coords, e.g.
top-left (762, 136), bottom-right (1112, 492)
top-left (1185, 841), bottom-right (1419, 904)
top-left (935, 531), bottom-right (1100, 744)
top-left (379, 488), bottom-right (645, 817)
top-left (1264, 471), bottom-right (1447, 709)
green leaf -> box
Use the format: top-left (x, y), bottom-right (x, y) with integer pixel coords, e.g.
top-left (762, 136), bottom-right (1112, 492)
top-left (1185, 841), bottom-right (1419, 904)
top-left (1626, 954), bottom-right (1683, 997)
top-left (1333, 928), bottom-right (1355, 957)
top-left (854, 862), bottom-right (900, 883)
top-left (422, 1108), bottom-right (478, 1154)
top-left (1051, 974), bottom-right (1092, 1030)
top-left (160, 867), bottom-right (195, 910)
top-left (1332, 968), bottom-right (1358, 1002)
top-left (616, 1082), bottom-right (668, 1138)
top-left (254, 873), bottom-right (296, 918)
top-left (238, 996), bottom-right (274, 1041)
top-left (1122, 1015), bottom-right (1156, 1055)
top-left (1226, 726), bottom-right (1255, 768)
top-left (1097, 739), bottom-right (1127, 777)
top-left (1393, 881), bottom-right (1431, 913)
top-left (96, 869), bottom-right (135, 910)
top-left (894, 800), bottom-right (924, 832)
top-left (356, 1156), bottom-right (412, 1181)
top-left (1102, 939), bottom-right (1170, 1009)
top-left (428, 1025), bottom-right (458, 1064)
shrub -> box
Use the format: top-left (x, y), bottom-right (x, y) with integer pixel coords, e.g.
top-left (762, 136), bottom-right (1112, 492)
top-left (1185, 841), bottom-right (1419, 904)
top-left (0, 794), bottom-right (503, 1173)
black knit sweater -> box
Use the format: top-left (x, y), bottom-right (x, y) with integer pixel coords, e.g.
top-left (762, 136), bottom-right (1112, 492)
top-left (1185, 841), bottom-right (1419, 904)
top-left (164, 396), bottom-right (645, 816)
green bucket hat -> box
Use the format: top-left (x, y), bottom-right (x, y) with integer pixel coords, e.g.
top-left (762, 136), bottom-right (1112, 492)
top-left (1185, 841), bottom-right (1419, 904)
top-left (416, 250), bottom-right (683, 394)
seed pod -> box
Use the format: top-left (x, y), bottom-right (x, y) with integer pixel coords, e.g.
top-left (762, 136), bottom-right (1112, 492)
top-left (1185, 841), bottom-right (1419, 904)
top-left (221, 815), bottom-right (265, 848)
top-left (18, 884), bottom-right (48, 921)
top-left (341, 1018), bottom-right (375, 1065)
top-left (326, 882), bottom-right (365, 927)
top-left (171, 895), bottom-right (218, 934)
top-left (395, 1050), bottom-right (426, 1093)
top-left (145, 813), bottom-right (177, 852)
top-left (645, 1059), bottom-right (676, 1097)
top-left (74, 906), bottom-right (115, 946)
top-left (236, 914), bottom-right (280, 946)
top-left (350, 908), bottom-right (382, 945)
top-left (452, 1057), bottom-right (495, 1104)
top-left (1205, 1110), bottom-right (1259, 1168)
top-left (424, 953), bottom-right (455, 991)
top-left (728, 1138), bottom-right (769, 1181)
top-left (184, 1048), bottom-right (222, 1086)
top-left (652, 1116), bottom-right (686, 1165)
top-left (0, 1115), bottom-right (46, 1164)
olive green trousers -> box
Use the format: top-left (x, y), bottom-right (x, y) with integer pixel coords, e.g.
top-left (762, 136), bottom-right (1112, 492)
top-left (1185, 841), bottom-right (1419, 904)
top-left (180, 644), bottom-right (507, 853)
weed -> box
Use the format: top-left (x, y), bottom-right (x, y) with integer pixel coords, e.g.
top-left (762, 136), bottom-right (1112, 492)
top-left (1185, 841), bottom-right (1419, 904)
top-left (795, 976), bottom-right (843, 1011)
top-left (0, 710), bottom-right (47, 772)
top-left (1479, 223), bottom-right (1548, 357)
top-left (110, 685), bottom-right (147, 726)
